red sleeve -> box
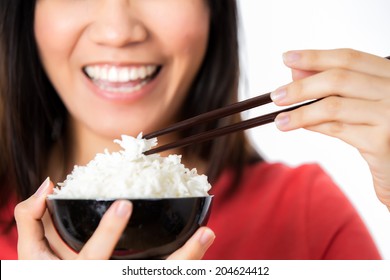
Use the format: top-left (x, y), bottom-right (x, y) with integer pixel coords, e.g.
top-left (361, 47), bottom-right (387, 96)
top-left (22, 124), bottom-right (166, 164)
top-left (305, 165), bottom-right (381, 259)
top-left (0, 196), bottom-right (18, 260)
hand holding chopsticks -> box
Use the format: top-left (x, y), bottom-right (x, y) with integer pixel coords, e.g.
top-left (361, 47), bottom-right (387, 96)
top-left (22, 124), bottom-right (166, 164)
top-left (144, 49), bottom-right (390, 211)
top-left (144, 52), bottom-right (390, 157)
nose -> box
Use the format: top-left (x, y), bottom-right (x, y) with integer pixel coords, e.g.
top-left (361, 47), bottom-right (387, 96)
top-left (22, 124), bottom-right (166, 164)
top-left (88, 1), bottom-right (148, 47)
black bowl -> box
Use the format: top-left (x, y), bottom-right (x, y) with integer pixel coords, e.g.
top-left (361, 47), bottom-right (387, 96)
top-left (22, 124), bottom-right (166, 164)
top-left (46, 196), bottom-right (213, 259)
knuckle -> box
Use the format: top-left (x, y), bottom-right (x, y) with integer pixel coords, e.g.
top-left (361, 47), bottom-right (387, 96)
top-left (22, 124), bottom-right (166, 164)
top-left (305, 50), bottom-right (319, 65)
top-left (289, 80), bottom-right (304, 98)
top-left (324, 96), bottom-right (342, 117)
top-left (328, 68), bottom-right (350, 90)
top-left (14, 202), bottom-right (28, 221)
top-left (328, 122), bottom-right (345, 135)
top-left (98, 217), bottom-right (124, 236)
top-left (101, 223), bottom-right (118, 235)
top-left (289, 108), bottom-right (304, 126)
top-left (339, 48), bottom-right (361, 67)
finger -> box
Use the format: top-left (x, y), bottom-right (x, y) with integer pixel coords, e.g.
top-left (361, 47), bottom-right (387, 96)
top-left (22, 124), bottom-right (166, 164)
top-left (167, 227), bottom-right (215, 260)
top-left (14, 177), bottom-right (58, 259)
top-left (274, 97), bottom-right (384, 131)
top-left (307, 123), bottom-right (390, 209)
top-left (307, 123), bottom-right (390, 195)
top-left (41, 210), bottom-right (78, 260)
top-left (77, 200), bottom-right (132, 260)
top-left (291, 69), bottom-right (318, 81)
top-left (306, 122), bottom-right (387, 154)
top-left (283, 49), bottom-right (390, 78)
top-left (271, 68), bottom-right (390, 106)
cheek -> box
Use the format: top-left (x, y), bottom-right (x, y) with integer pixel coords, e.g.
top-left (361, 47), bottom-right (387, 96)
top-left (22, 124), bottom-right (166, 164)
top-left (34, 3), bottom-right (87, 67)
top-left (34, 2), bottom-right (92, 112)
top-left (169, 22), bottom-right (208, 55)
top-left (148, 5), bottom-right (209, 58)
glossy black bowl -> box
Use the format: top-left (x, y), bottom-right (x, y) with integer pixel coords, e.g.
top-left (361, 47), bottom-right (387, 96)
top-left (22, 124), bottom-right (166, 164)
top-left (46, 196), bottom-right (213, 259)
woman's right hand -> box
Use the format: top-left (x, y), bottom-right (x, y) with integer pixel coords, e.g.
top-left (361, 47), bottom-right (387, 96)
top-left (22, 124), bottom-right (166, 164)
top-left (14, 178), bottom-right (215, 260)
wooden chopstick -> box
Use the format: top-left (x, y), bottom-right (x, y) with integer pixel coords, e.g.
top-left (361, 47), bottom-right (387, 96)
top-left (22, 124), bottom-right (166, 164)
top-left (144, 99), bottom-right (317, 155)
top-left (144, 92), bottom-right (273, 139)
top-left (144, 55), bottom-right (390, 155)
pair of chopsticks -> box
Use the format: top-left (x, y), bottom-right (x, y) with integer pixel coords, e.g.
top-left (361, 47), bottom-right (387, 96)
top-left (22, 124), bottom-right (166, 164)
top-left (143, 92), bottom-right (315, 155)
top-left (144, 55), bottom-right (390, 155)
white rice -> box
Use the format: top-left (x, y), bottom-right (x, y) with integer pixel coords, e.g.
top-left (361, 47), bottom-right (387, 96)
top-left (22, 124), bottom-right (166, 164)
top-left (49, 134), bottom-right (211, 199)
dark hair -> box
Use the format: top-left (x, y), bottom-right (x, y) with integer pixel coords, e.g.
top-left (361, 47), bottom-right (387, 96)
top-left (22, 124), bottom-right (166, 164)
top-left (181, 1), bottom-right (262, 187)
top-left (0, 0), bottom-right (67, 206)
top-left (0, 0), bottom-right (262, 208)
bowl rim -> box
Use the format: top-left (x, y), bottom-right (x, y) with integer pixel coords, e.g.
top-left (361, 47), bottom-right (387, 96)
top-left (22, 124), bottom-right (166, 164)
top-left (46, 195), bottom-right (213, 201)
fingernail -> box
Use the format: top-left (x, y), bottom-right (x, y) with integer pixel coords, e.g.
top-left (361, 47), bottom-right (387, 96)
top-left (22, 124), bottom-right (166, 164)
top-left (283, 51), bottom-right (301, 64)
top-left (275, 113), bottom-right (290, 129)
top-left (115, 200), bottom-right (132, 218)
top-left (198, 228), bottom-right (215, 246)
top-left (270, 87), bottom-right (287, 102)
top-left (34, 177), bottom-right (50, 197)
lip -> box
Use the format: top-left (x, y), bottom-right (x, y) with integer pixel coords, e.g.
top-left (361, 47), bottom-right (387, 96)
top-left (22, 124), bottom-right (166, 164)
top-left (81, 63), bottom-right (162, 103)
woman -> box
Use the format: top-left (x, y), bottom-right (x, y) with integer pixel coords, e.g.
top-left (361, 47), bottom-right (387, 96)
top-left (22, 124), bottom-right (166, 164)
top-left (0, 0), bottom-right (389, 259)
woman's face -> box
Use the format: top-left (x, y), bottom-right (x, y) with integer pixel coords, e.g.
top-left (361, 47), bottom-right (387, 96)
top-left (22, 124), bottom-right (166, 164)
top-left (34, 0), bottom-right (209, 140)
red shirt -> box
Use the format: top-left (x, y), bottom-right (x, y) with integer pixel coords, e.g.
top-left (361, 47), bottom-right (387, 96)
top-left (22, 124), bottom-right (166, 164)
top-left (0, 163), bottom-right (381, 259)
top-left (204, 162), bottom-right (380, 259)
top-left (0, 194), bottom-right (17, 260)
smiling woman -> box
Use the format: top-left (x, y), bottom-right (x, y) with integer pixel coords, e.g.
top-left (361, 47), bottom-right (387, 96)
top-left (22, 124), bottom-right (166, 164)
top-left (0, 0), bottom-right (257, 259)
top-left (33, 0), bottom-right (209, 142)
top-left (0, 0), bottom-right (388, 260)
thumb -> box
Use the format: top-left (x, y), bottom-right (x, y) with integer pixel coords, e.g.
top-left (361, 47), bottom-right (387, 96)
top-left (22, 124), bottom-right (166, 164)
top-left (167, 227), bottom-right (215, 260)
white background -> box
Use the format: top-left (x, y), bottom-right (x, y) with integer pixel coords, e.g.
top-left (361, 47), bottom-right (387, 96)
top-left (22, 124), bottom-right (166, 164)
top-left (238, 0), bottom-right (390, 259)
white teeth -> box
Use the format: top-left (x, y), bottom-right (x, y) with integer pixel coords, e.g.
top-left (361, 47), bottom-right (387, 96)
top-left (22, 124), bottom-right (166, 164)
top-left (84, 65), bottom-right (158, 83)
top-left (118, 68), bottom-right (128, 83)
top-left (85, 67), bottom-right (94, 78)
top-left (138, 67), bottom-right (147, 79)
top-left (101, 67), bottom-right (108, 80)
top-left (147, 65), bottom-right (157, 76)
top-left (129, 68), bottom-right (138, 80)
top-left (108, 67), bottom-right (119, 82)
top-left (98, 80), bottom-right (149, 93)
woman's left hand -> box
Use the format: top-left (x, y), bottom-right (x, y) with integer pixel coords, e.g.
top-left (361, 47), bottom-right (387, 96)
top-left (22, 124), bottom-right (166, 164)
top-left (271, 49), bottom-right (390, 210)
